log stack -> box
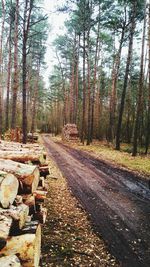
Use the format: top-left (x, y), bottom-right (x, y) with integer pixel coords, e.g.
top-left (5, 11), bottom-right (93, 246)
top-left (4, 128), bottom-right (38, 143)
top-left (0, 142), bottom-right (49, 267)
top-left (4, 128), bottom-right (22, 143)
top-left (0, 141), bottom-right (46, 164)
top-left (62, 124), bottom-right (79, 142)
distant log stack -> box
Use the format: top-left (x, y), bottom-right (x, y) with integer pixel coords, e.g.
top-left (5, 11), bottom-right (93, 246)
top-left (4, 128), bottom-right (39, 143)
top-left (4, 127), bottom-right (22, 143)
top-left (27, 132), bottom-right (39, 143)
top-left (0, 141), bottom-right (49, 266)
top-left (62, 124), bottom-right (79, 142)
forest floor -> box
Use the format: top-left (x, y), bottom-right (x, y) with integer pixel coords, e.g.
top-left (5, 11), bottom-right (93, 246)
top-left (41, 135), bottom-right (150, 267)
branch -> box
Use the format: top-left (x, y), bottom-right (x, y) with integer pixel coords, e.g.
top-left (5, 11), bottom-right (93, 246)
top-left (30, 15), bottom-right (48, 28)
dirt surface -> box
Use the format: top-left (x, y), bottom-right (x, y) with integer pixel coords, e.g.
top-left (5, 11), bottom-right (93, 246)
top-left (41, 157), bottom-right (118, 267)
top-left (42, 135), bottom-right (150, 267)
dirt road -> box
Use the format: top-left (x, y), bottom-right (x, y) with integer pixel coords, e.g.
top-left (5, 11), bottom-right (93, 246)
top-left (42, 135), bottom-right (150, 267)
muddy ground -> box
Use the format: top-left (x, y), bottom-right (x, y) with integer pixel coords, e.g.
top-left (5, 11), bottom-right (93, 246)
top-left (42, 135), bottom-right (150, 267)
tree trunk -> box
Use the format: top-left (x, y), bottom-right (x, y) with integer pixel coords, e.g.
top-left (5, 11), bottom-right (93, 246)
top-left (132, 1), bottom-right (146, 156)
top-left (90, 4), bottom-right (100, 143)
top-left (11, 0), bottom-right (19, 129)
top-left (31, 67), bottom-right (39, 135)
top-left (145, 1), bottom-right (150, 154)
top-left (5, 5), bottom-right (12, 131)
top-left (87, 30), bottom-right (91, 145)
top-left (108, 24), bottom-right (125, 142)
top-left (69, 34), bottom-right (76, 124)
top-left (22, 0), bottom-right (33, 143)
top-left (0, 0), bottom-right (5, 138)
top-left (116, 1), bottom-right (136, 150)
top-left (81, 30), bottom-right (86, 144)
top-left (74, 34), bottom-right (80, 124)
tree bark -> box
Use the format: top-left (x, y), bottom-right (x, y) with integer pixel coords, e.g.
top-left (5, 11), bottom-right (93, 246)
top-left (87, 29), bottom-right (91, 145)
top-left (22, 0), bottom-right (34, 143)
top-left (5, 4), bottom-right (12, 131)
top-left (0, 0), bottom-right (5, 138)
top-left (11, 0), bottom-right (19, 129)
top-left (90, 3), bottom-right (100, 143)
top-left (132, 1), bottom-right (146, 156)
top-left (31, 67), bottom-right (39, 135)
top-left (115, 1), bottom-right (137, 150)
top-left (81, 30), bottom-right (86, 144)
top-left (108, 23), bottom-right (125, 142)
top-left (145, 1), bottom-right (150, 154)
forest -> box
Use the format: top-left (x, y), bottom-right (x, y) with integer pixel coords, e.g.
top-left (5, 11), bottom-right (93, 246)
top-left (0, 1), bottom-right (150, 266)
top-left (0, 0), bottom-right (150, 156)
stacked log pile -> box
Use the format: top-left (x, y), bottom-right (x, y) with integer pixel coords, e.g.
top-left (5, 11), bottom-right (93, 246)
top-left (62, 124), bottom-right (79, 142)
top-left (27, 133), bottom-right (39, 142)
top-left (0, 141), bottom-right (49, 267)
top-left (0, 141), bottom-right (46, 164)
top-left (4, 129), bottom-right (38, 143)
top-left (4, 128), bottom-right (22, 143)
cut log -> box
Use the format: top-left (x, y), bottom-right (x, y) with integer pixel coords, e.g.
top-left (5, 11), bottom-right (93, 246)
top-left (0, 214), bottom-right (12, 240)
top-left (0, 237), bottom-right (7, 250)
top-left (0, 222), bottom-right (41, 267)
top-left (0, 204), bottom-right (29, 233)
top-left (38, 178), bottom-right (49, 191)
top-left (39, 176), bottom-right (45, 187)
top-left (0, 140), bottom-right (43, 150)
top-left (14, 195), bottom-right (23, 206)
top-left (39, 165), bottom-right (49, 177)
top-left (33, 190), bottom-right (47, 202)
top-left (27, 133), bottom-right (38, 142)
top-left (0, 151), bottom-right (45, 164)
top-left (22, 194), bottom-right (36, 214)
top-left (0, 159), bottom-right (40, 193)
top-left (33, 207), bottom-right (47, 224)
top-left (0, 173), bottom-right (19, 208)
top-left (0, 255), bottom-right (21, 267)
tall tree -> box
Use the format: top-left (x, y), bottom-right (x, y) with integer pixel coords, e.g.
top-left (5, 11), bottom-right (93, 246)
top-left (108, 4), bottom-right (128, 142)
top-left (145, 0), bottom-right (150, 154)
top-left (132, 1), bottom-right (147, 156)
top-left (0, 0), bottom-right (5, 137)
top-left (11, 0), bottom-right (19, 129)
top-left (116, 0), bottom-right (137, 150)
top-left (5, 1), bottom-right (13, 130)
top-left (22, 0), bottom-right (34, 143)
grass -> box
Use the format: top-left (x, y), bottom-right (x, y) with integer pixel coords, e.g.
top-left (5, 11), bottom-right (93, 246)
top-left (51, 135), bottom-right (150, 177)
top-left (75, 142), bottom-right (150, 177)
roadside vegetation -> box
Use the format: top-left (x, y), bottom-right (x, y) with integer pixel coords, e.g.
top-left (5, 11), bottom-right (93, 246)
top-left (52, 136), bottom-right (150, 177)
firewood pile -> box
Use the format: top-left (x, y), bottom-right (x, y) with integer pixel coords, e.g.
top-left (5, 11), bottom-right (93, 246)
top-left (4, 128), bottom-right (38, 143)
top-left (27, 133), bottom-right (39, 142)
top-left (62, 124), bottom-right (79, 142)
top-left (0, 141), bottom-right (49, 266)
top-left (5, 128), bottom-right (22, 142)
